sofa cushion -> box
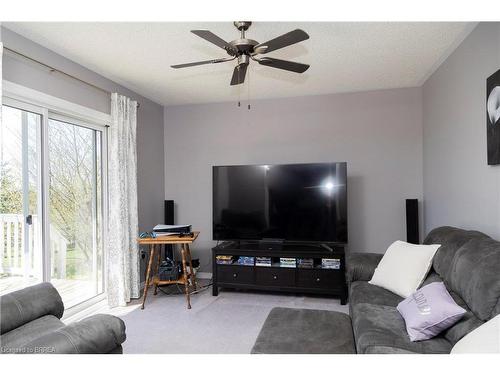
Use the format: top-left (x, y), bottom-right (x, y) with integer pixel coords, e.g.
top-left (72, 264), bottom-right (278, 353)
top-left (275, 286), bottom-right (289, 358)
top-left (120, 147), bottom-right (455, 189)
top-left (421, 261), bottom-right (486, 345)
top-left (349, 281), bottom-right (403, 308)
top-left (447, 237), bottom-right (500, 321)
top-left (440, 288), bottom-right (484, 345)
top-left (20, 314), bottom-right (126, 354)
top-left (0, 282), bottom-right (64, 335)
top-left (423, 226), bottom-right (489, 280)
top-left (493, 300), bottom-right (500, 318)
top-left (0, 315), bottom-right (65, 351)
top-left (421, 271), bottom-right (444, 286)
top-left (444, 310), bottom-right (484, 346)
top-left (363, 346), bottom-right (420, 354)
top-left (351, 302), bottom-right (452, 354)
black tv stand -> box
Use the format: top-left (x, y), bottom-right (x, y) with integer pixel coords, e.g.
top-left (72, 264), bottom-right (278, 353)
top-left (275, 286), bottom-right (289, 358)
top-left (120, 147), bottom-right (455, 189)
top-left (212, 241), bottom-right (347, 305)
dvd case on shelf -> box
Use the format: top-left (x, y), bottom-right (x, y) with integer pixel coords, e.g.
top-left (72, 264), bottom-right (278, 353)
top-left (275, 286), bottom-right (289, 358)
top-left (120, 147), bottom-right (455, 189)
top-left (321, 258), bottom-right (341, 269)
top-left (216, 255), bottom-right (234, 265)
top-left (280, 257), bottom-right (297, 268)
top-left (255, 256), bottom-right (272, 267)
top-left (237, 256), bottom-right (255, 266)
top-left (297, 258), bottom-right (314, 268)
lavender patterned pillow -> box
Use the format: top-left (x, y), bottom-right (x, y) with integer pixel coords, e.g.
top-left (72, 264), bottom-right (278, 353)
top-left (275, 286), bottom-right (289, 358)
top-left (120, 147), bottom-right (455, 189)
top-left (397, 282), bottom-right (466, 342)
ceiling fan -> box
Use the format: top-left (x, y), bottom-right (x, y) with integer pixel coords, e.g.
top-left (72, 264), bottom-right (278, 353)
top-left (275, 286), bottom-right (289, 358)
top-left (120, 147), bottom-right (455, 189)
top-left (171, 21), bottom-right (310, 86)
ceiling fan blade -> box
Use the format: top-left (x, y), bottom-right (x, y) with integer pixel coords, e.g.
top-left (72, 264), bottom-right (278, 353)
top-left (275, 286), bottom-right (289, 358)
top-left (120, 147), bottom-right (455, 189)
top-left (257, 57), bottom-right (309, 73)
top-left (171, 57), bottom-right (235, 69)
top-left (191, 30), bottom-right (237, 55)
top-left (254, 29), bottom-right (309, 54)
top-left (230, 64), bottom-right (248, 86)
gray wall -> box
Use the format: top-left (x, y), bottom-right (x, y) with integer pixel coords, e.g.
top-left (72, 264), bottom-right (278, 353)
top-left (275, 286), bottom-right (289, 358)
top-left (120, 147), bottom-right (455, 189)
top-left (1, 27), bottom-right (165, 278)
top-left (423, 22), bottom-right (500, 239)
top-left (164, 87), bottom-right (424, 271)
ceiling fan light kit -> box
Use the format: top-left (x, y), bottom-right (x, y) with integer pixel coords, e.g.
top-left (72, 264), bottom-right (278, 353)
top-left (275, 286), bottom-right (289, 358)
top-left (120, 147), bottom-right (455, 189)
top-left (171, 21), bottom-right (310, 86)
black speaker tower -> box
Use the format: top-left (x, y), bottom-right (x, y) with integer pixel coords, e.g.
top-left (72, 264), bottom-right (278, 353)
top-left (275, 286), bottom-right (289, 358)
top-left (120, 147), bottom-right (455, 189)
top-left (164, 200), bottom-right (174, 260)
top-left (405, 199), bottom-right (419, 244)
top-left (165, 200), bottom-right (174, 225)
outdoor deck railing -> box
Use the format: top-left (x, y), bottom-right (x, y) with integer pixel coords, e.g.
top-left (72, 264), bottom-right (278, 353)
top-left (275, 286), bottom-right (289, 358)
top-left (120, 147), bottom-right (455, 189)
top-left (0, 214), bottom-right (67, 278)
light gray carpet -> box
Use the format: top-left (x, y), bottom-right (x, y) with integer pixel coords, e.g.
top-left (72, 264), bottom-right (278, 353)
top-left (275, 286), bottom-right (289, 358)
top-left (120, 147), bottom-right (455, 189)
top-left (93, 279), bottom-right (349, 354)
top-left (251, 307), bottom-right (355, 354)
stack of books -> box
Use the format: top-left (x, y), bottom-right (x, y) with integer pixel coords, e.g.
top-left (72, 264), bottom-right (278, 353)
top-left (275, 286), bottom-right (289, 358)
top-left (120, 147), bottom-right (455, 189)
top-left (237, 256), bottom-right (255, 266)
top-left (297, 258), bottom-right (314, 268)
top-left (280, 257), bottom-right (297, 268)
top-left (322, 258), bottom-right (341, 269)
top-left (255, 257), bottom-right (272, 267)
top-left (216, 255), bottom-right (234, 265)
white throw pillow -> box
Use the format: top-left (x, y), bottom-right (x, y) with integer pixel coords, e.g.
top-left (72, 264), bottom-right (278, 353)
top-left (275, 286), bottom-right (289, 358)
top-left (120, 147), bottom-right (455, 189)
top-left (451, 314), bottom-right (500, 353)
top-left (369, 240), bottom-right (440, 298)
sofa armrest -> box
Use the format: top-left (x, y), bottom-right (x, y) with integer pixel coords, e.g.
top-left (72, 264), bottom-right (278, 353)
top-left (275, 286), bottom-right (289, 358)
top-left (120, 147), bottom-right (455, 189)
top-left (0, 282), bottom-right (64, 335)
top-left (21, 314), bottom-right (126, 354)
top-left (346, 252), bottom-right (383, 283)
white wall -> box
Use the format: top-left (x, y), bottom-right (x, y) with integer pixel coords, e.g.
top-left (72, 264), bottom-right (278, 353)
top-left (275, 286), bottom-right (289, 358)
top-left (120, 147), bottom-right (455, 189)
top-left (164, 88), bottom-right (423, 271)
top-left (423, 22), bottom-right (500, 239)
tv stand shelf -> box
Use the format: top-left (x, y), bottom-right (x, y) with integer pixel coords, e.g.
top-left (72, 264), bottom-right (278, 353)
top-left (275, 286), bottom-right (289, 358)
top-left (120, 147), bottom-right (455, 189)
top-left (212, 241), bottom-right (347, 305)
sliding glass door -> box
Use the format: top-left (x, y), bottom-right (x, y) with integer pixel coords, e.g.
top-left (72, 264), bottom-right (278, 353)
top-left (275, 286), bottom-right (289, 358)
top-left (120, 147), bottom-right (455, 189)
top-left (48, 117), bottom-right (104, 307)
top-left (0, 105), bottom-right (43, 291)
top-left (1, 100), bottom-right (106, 308)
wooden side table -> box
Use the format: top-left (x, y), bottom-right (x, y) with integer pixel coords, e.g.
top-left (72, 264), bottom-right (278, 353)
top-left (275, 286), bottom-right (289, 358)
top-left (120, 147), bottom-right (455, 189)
top-left (137, 231), bottom-right (199, 309)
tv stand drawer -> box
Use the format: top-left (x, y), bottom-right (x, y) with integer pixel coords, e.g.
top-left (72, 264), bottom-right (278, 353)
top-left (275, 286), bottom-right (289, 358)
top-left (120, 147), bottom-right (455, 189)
top-left (255, 268), bottom-right (295, 287)
top-left (217, 265), bottom-right (254, 284)
top-left (297, 269), bottom-right (343, 290)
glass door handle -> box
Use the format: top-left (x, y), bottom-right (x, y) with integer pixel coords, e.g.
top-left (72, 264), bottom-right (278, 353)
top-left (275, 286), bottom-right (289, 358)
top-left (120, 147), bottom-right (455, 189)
top-left (26, 215), bottom-right (33, 225)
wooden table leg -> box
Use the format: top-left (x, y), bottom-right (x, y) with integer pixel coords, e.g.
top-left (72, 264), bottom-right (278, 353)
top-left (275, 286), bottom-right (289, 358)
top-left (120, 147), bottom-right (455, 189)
top-left (153, 247), bottom-right (161, 295)
top-left (181, 245), bottom-right (191, 309)
top-left (141, 244), bottom-right (156, 310)
top-left (185, 244), bottom-right (198, 290)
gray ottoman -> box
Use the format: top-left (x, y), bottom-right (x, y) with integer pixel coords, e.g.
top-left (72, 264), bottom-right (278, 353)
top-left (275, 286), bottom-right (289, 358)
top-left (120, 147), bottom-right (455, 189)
top-left (251, 307), bottom-right (356, 354)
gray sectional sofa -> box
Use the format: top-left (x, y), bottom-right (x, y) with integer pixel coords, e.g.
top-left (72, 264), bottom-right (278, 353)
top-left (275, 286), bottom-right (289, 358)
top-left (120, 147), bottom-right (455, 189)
top-left (346, 226), bottom-right (500, 354)
top-left (0, 283), bottom-right (126, 354)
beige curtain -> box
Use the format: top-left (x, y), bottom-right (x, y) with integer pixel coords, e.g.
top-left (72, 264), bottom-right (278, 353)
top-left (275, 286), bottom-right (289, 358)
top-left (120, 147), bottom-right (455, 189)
top-left (106, 93), bottom-right (139, 307)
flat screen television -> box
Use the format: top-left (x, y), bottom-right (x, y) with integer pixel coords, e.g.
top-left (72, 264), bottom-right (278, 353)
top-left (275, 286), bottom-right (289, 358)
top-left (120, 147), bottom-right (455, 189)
top-left (212, 162), bottom-right (347, 243)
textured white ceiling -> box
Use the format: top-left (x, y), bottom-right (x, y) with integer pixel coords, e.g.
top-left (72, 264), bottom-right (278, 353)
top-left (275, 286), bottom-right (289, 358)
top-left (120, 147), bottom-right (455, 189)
top-left (4, 22), bottom-right (475, 106)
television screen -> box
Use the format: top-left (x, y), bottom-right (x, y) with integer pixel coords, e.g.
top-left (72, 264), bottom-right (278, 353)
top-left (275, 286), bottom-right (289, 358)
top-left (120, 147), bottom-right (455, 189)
top-left (213, 162), bottom-right (347, 243)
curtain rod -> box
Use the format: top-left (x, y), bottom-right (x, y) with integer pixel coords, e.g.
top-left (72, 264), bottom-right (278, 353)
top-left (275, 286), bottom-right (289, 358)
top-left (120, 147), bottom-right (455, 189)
top-left (4, 46), bottom-right (140, 108)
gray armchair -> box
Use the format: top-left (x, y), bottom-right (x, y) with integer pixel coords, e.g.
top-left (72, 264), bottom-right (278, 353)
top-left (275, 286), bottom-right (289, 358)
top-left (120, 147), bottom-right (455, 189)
top-left (0, 282), bottom-right (126, 354)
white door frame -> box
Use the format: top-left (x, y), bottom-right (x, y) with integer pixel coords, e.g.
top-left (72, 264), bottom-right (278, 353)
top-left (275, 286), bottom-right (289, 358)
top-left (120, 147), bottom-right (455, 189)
top-left (2, 81), bottom-right (110, 313)
top-left (2, 97), bottom-right (47, 282)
